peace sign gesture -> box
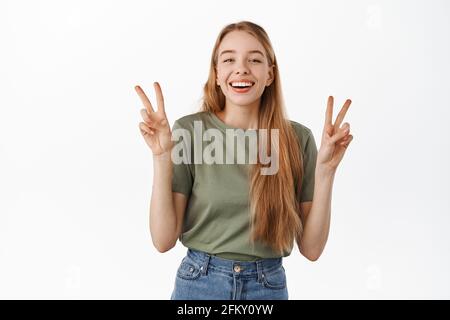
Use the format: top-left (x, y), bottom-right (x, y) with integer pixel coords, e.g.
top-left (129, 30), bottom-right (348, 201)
top-left (135, 82), bottom-right (173, 156)
top-left (317, 96), bottom-right (354, 173)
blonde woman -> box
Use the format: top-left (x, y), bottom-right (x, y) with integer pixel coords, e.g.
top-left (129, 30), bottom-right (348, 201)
top-left (135, 21), bottom-right (353, 300)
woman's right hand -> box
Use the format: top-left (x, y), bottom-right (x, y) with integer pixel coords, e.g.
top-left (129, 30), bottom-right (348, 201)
top-left (135, 82), bottom-right (173, 157)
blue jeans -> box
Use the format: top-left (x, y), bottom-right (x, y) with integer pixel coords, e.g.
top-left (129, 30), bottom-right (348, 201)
top-left (170, 248), bottom-right (288, 300)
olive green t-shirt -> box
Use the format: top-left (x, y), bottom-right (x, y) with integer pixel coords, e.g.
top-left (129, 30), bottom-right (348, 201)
top-left (171, 111), bottom-right (317, 261)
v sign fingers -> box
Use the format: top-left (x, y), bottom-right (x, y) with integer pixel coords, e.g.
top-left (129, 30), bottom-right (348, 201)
top-left (135, 83), bottom-right (173, 156)
top-left (324, 96), bottom-right (335, 136)
top-left (140, 108), bottom-right (168, 131)
top-left (317, 96), bottom-right (354, 173)
top-left (135, 85), bottom-right (155, 114)
top-left (153, 82), bottom-right (166, 116)
top-left (330, 123), bottom-right (350, 145)
top-left (334, 99), bottom-right (351, 129)
top-left (325, 96), bottom-right (333, 127)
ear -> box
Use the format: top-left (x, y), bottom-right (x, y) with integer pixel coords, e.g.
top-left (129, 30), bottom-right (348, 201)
top-left (266, 64), bottom-right (275, 86)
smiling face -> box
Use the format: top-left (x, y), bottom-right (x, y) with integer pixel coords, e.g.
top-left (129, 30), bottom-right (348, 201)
top-left (216, 30), bottom-right (274, 109)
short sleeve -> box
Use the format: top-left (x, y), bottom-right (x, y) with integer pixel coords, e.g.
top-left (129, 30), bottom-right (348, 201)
top-left (171, 119), bottom-right (194, 197)
top-left (299, 129), bottom-right (318, 202)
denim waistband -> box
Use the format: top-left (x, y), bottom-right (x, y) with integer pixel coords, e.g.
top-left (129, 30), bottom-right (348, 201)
top-left (186, 248), bottom-right (283, 281)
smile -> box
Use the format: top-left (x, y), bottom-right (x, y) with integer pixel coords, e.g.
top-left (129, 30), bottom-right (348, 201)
top-left (229, 81), bottom-right (255, 94)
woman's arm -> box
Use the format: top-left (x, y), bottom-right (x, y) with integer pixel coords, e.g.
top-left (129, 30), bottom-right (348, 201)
top-left (135, 83), bottom-right (187, 252)
top-left (150, 153), bottom-right (187, 252)
top-left (298, 96), bottom-right (354, 261)
top-left (298, 167), bottom-right (335, 261)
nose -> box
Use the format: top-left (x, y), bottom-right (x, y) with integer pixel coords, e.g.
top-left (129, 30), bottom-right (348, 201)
top-left (234, 59), bottom-right (250, 75)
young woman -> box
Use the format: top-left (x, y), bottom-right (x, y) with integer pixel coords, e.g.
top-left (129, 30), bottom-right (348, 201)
top-left (135, 21), bottom-right (353, 300)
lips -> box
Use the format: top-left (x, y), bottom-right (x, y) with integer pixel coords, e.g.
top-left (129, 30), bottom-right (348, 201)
top-left (229, 80), bottom-right (255, 86)
top-left (228, 80), bottom-right (255, 94)
top-left (229, 84), bottom-right (253, 94)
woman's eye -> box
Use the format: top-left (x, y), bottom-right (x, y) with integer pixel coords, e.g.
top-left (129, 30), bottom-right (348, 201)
top-left (223, 58), bottom-right (261, 63)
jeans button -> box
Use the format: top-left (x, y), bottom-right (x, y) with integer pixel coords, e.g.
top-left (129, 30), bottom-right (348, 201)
top-left (234, 265), bottom-right (241, 273)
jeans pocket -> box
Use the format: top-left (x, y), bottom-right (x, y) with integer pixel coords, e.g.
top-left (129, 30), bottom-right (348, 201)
top-left (261, 265), bottom-right (287, 290)
top-left (176, 256), bottom-right (202, 281)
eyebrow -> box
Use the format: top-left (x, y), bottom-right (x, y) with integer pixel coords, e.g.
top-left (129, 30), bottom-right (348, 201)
top-left (219, 50), bottom-right (265, 57)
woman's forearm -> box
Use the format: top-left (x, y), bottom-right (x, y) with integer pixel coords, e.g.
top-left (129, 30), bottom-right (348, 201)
top-left (149, 152), bottom-right (177, 252)
top-left (300, 165), bottom-right (336, 261)
top-left (298, 96), bottom-right (354, 260)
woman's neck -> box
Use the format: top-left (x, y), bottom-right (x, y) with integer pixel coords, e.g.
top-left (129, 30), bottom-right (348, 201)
top-left (216, 100), bottom-right (260, 130)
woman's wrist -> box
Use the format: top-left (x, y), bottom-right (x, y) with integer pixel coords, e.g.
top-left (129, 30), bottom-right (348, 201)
top-left (153, 151), bottom-right (172, 163)
top-left (315, 163), bottom-right (336, 179)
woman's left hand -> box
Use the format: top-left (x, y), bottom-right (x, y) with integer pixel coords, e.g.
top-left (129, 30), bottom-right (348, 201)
top-left (316, 96), bottom-right (354, 173)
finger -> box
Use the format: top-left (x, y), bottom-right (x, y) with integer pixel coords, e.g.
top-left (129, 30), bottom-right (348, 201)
top-left (340, 122), bottom-right (350, 131)
top-left (154, 82), bottom-right (166, 115)
top-left (143, 112), bottom-right (169, 132)
top-left (324, 123), bottom-right (334, 137)
top-left (339, 133), bottom-right (353, 143)
top-left (135, 85), bottom-right (155, 114)
top-left (140, 108), bottom-right (163, 130)
top-left (339, 135), bottom-right (353, 149)
top-left (139, 122), bottom-right (155, 135)
top-left (325, 96), bottom-right (333, 127)
top-left (339, 134), bottom-right (350, 144)
top-left (330, 135), bottom-right (353, 167)
top-left (140, 108), bottom-right (153, 125)
top-left (146, 116), bottom-right (168, 131)
top-left (334, 99), bottom-right (351, 129)
top-left (330, 127), bottom-right (350, 145)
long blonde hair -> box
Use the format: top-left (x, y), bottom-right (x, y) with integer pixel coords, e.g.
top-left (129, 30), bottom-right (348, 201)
top-left (200, 21), bottom-right (304, 255)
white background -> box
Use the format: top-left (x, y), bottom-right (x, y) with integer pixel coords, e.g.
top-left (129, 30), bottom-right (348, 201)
top-left (1, 0), bottom-right (449, 299)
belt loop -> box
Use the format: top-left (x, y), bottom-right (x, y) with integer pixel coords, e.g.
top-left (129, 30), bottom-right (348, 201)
top-left (256, 260), bottom-right (264, 283)
top-left (201, 253), bottom-right (211, 275)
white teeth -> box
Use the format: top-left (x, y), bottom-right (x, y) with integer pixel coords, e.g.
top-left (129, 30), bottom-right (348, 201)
top-left (230, 81), bottom-right (253, 87)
